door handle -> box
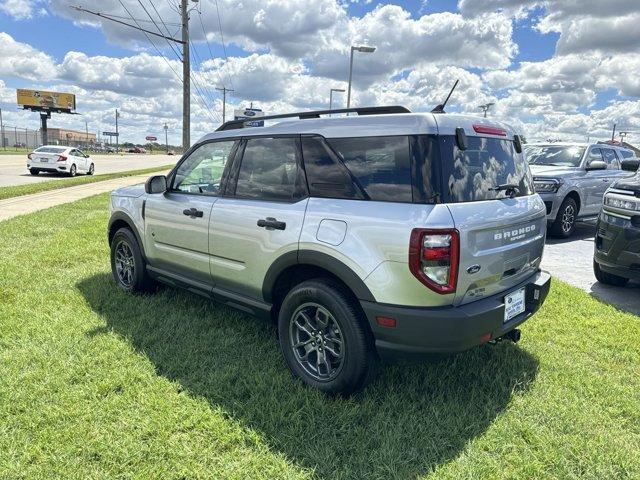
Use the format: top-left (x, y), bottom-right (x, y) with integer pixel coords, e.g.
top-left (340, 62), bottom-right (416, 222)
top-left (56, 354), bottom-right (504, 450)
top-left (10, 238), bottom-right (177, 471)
top-left (257, 217), bottom-right (286, 230)
top-left (183, 207), bottom-right (204, 218)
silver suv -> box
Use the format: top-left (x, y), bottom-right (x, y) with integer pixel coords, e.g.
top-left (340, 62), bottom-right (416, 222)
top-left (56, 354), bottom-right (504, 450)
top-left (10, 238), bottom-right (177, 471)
top-left (108, 106), bottom-right (551, 395)
top-left (524, 142), bottom-right (636, 237)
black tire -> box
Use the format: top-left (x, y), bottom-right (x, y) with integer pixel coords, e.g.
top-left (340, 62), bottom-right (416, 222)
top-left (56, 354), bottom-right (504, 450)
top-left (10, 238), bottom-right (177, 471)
top-left (110, 227), bottom-right (155, 293)
top-left (29, 169), bottom-right (39, 175)
top-left (593, 259), bottom-right (628, 287)
top-left (69, 164), bottom-right (77, 177)
top-left (278, 279), bottom-right (378, 396)
top-left (550, 197), bottom-right (578, 238)
top-left (87, 163), bottom-right (94, 175)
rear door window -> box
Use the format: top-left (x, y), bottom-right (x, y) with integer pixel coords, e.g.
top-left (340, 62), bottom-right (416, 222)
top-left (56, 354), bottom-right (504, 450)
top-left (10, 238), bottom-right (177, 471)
top-left (301, 137), bottom-right (361, 200)
top-left (326, 136), bottom-right (413, 203)
top-left (438, 135), bottom-right (534, 203)
top-left (601, 148), bottom-right (620, 169)
top-left (233, 137), bottom-right (303, 201)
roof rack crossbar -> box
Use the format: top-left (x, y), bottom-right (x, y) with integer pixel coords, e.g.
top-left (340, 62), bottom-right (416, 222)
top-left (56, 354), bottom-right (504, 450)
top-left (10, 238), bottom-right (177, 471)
top-left (216, 105), bottom-right (411, 131)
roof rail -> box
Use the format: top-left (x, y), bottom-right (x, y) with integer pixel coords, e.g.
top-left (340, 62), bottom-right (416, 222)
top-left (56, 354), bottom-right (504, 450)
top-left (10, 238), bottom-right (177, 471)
top-left (215, 105), bottom-right (411, 131)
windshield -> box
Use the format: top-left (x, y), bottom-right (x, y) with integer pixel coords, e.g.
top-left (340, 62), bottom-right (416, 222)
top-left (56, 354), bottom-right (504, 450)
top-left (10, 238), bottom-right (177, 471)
top-left (524, 145), bottom-right (585, 167)
top-left (438, 135), bottom-right (534, 203)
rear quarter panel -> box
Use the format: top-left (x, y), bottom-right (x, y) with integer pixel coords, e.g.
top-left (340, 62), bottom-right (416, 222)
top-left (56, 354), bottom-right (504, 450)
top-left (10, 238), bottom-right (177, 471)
top-left (300, 198), bottom-right (456, 307)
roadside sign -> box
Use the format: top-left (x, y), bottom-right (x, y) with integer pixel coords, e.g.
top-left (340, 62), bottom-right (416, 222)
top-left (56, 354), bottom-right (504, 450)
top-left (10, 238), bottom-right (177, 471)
top-left (234, 108), bottom-right (265, 127)
top-left (102, 131), bottom-right (119, 137)
top-left (145, 135), bottom-right (157, 141)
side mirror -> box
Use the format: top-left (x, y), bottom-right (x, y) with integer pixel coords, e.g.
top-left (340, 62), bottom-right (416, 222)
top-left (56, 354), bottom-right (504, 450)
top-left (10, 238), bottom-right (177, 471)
top-left (455, 127), bottom-right (468, 150)
top-left (145, 175), bottom-right (167, 194)
top-left (85, 154), bottom-right (90, 158)
top-left (586, 160), bottom-right (607, 171)
top-left (621, 158), bottom-right (639, 172)
top-left (513, 134), bottom-right (523, 154)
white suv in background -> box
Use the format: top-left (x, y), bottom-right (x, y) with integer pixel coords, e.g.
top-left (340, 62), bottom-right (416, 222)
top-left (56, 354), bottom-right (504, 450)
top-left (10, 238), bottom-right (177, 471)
top-left (27, 145), bottom-right (95, 177)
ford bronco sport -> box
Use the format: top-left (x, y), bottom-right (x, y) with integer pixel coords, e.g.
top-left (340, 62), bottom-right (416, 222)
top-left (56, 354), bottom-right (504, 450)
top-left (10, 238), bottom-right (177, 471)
top-left (108, 106), bottom-right (551, 395)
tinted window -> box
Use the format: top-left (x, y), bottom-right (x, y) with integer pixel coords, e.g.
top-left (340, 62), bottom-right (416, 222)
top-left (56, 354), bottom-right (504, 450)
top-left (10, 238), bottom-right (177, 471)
top-left (439, 135), bottom-right (534, 203)
top-left (620, 150), bottom-right (635, 159)
top-left (587, 148), bottom-right (603, 163)
top-left (301, 137), bottom-right (360, 199)
top-left (234, 137), bottom-right (300, 201)
top-left (601, 148), bottom-right (620, 169)
top-left (326, 136), bottom-right (412, 203)
top-left (523, 145), bottom-right (586, 167)
top-left (173, 140), bottom-right (236, 195)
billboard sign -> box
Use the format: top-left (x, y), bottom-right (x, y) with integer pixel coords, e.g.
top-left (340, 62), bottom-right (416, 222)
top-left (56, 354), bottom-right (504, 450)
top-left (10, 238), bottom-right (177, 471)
top-left (17, 89), bottom-right (76, 112)
top-left (102, 131), bottom-right (119, 137)
top-left (145, 135), bottom-right (158, 141)
top-left (234, 107), bottom-right (264, 127)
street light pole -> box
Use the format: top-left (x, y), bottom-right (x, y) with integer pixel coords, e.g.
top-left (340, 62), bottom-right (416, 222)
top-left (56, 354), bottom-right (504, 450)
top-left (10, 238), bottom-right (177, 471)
top-left (164, 123), bottom-right (169, 153)
top-left (0, 108), bottom-right (4, 150)
top-left (329, 88), bottom-right (346, 109)
top-left (115, 109), bottom-right (119, 153)
top-left (479, 102), bottom-right (495, 118)
top-left (346, 45), bottom-right (375, 108)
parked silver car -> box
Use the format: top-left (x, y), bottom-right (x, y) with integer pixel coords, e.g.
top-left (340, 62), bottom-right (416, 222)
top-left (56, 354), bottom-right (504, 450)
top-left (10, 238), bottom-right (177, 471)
top-left (524, 142), bottom-right (636, 237)
top-left (108, 106), bottom-right (551, 395)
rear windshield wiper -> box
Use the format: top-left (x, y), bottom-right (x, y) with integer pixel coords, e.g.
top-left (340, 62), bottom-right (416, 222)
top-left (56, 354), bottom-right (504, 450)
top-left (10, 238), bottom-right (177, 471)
top-left (490, 183), bottom-right (520, 198)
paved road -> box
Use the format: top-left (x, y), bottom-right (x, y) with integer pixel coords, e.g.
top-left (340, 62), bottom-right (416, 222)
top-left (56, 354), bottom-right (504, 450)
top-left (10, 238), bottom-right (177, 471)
top-left (542, 221), bottom-right (640, 315)
top-left (0, 169), bottom-right (169, 222)
top-left (0, 153), bottom-right (177, 187)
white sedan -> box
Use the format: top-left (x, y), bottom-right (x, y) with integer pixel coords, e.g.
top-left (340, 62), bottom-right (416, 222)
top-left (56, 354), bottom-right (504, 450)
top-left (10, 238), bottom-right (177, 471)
top-left (27, 145), bottom-right (95, 177)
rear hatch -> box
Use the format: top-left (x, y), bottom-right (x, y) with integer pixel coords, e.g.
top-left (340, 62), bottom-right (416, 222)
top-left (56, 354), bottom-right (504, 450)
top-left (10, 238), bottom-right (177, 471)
top-left (436, 132), bottom-right (546, 306)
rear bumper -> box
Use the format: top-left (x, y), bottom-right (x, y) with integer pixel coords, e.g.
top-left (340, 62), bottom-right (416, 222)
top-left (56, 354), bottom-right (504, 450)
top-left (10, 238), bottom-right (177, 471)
top-left (28, 163), bottom-right (67, 172)
top-left (361, 270), bottom-right (551, 360)
top-left (594, 212), bottom-right (640, 280)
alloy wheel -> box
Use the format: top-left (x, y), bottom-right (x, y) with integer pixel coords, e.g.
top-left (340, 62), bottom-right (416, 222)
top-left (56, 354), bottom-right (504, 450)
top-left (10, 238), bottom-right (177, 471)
top-left (289, 302), bottom-right (344, 382)
top-left (561, 204), bottom-right (575, 233)
top-left (114, 240), bottom-right (135, 287)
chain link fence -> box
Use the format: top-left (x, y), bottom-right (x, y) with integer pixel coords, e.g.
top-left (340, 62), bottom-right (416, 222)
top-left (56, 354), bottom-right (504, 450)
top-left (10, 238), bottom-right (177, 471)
top-left (0, 125), bottom-right (42, 150)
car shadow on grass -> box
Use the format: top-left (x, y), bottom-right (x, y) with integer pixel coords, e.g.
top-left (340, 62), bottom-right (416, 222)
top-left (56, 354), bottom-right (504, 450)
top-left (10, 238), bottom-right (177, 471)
top-left (78, 273), bottom-right (539, 479)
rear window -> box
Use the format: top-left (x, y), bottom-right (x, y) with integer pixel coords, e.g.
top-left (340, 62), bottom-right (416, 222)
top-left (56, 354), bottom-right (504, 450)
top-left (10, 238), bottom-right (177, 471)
top-left (438, 136), bottom-right (534, 203)
top-left (35, 147), bottom-right (66, 154)
top-left (326, 136), bottom-right (413, 203)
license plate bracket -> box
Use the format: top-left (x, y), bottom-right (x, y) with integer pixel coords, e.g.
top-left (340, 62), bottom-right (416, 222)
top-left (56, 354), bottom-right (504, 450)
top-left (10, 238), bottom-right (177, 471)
top-left (504, 287), bottom-right (526, 323)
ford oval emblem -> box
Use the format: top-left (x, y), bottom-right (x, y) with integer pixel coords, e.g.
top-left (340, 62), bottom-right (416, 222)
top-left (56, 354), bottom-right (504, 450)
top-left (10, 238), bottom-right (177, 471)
top-left (467, 264), bottom-right (481, 275)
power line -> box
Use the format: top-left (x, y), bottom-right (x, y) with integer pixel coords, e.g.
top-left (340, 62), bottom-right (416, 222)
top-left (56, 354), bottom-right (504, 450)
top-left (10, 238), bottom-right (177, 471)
top-left (116, 0), bottom-right (217, 126)
top-left (212, 0), bottom-right (234, 90)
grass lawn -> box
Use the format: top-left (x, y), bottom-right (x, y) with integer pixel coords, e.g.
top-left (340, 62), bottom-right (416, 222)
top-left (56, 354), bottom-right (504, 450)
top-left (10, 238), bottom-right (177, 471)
top-left (1, 194), bottom-right (639, 479)
top-left (0, 165), bottom-right (173, 201)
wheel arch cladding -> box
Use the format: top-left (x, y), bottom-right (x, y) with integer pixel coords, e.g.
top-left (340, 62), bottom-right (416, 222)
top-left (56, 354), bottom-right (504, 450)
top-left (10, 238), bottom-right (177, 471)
top-left (108, 212), bottom-right (146, 259)
top-left (566, 190), bottom-right (581, 212)
top-left (262, 250), bottom-right (376, 305)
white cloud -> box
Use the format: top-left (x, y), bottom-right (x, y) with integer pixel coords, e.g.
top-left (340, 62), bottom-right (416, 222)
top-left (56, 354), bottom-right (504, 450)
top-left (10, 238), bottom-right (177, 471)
top-left (0, 0), bottom-right (45, 20)
top-left (0, 32), bottom-right (56, 80)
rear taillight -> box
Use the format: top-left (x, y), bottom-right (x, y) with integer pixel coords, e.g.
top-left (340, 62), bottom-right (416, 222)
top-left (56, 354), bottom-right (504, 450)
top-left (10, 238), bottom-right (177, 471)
top-left (409, 228), bottom-right (459, 294)
top-left (56, 155), bottom-right (67, 162)
top-left (27, 153), bottom-right (34, 160)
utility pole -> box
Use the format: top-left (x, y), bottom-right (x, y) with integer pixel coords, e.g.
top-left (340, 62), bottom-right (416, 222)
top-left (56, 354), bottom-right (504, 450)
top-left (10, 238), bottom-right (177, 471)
top-left (164, 123), bottom-right (169, 153)
top-left (115, 109), bottom-right (119, 153)
top-left (85, 120), bottom-right (89, 148)
top-left (0, 108), bottom-right (4, 150)
top-left (181, 0), bottom-right (190, 151)
top-left (216, 86), bottom-right (235, 123)
top-left (71, 4), bottom-right (192, 151)
top-left (611, 123), bottom-right (617, 142)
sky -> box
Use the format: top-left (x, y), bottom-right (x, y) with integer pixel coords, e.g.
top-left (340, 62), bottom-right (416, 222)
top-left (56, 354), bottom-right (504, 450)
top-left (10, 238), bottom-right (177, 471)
top-left (0, 0), bottom-right (639, 145)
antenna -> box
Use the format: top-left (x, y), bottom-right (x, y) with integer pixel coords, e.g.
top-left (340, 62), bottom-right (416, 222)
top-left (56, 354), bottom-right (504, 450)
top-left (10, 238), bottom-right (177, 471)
top-left (431, 79), bottom-right (459, 114)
